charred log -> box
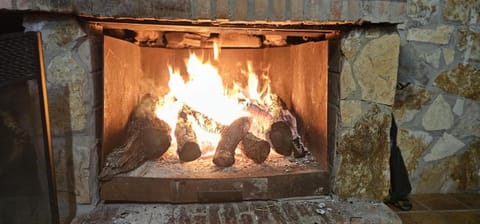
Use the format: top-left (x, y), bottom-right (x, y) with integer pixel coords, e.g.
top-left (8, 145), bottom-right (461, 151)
top-left (240, 133), bottom-right (270, 164)
top-left (213, 117), bottom-right (251, 167)
top-left (183, 105), bottom-right (226, 134)
top-left (100, 94), bottom-right (171, 181)
top-left (175, 110), bottom-right (201, 162)
top-left (268, 121), bottom-right (295, 156)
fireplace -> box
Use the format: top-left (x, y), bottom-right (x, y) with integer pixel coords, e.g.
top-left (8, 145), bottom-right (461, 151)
top-left (97, 23), bottom-right (335, 202)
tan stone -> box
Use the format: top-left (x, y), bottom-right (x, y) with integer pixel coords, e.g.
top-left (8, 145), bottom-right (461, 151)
top-left (435, 63), bottom-right (480, 100)
top-left (340, 61), bottom-right (356, 99)
top-left (443, 0), bottom-right (477, 23)
top-left (442, 48), bottom-right (455, 65)
top-left (353, 33), bottom-right (400, 105)
top-left (415, 141), bottom-right (480, 193)
top-left (397, 129), bottom-right (432, 175)
top-left (340, 100), bottom-right (363, 127)
top-left (341, 30), bottom-right (363, 60)
top-left (73, 135), bottom-right (96, 204)
top-left (393, 85), bottom-right (432, 124)
top-left (414, 154), bottom-right (461, 193)
top-left (335, 105), bottom-right (391, 201)
top-left (422, 94), bottom-right (454, 131)
top-left (407, 0), bottom-right (438, 25)
top-left (407, 25), bottom-right (454, 44)
top-left (424, 132), bottom-right (465, 162)
top-left (47, 52), bottom-right (87, 133)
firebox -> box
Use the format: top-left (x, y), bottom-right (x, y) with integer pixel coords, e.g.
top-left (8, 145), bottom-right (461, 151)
top-left (97, 22), bottom-right (335, 202)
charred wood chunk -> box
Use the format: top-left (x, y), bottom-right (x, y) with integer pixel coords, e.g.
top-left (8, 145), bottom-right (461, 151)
top-left (213, 117), bottom-right (251, 167)
top-left (175, 112), bottom-right (201, 162)
top-left (240, 133), bottom-right (270, 164)
top-left (268, 121), bottom-right (295, 156)
top-left (100, 94), bottom-right (171, 181)
top-left (183, 105), bottom-right (226, 134)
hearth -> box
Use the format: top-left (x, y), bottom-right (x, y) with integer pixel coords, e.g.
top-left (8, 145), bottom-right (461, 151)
top-left (96, 22), bottom-right (337, 202)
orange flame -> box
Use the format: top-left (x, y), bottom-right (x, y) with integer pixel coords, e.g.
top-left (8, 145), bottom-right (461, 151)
top-left (156, 51), bottom-right (274, 155)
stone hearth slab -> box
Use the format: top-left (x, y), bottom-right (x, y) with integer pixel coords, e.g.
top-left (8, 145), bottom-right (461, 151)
top-left (72, 196), bottom-right (401, 224)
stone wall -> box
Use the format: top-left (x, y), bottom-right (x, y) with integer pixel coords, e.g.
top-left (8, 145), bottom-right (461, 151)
top-left (393, 0), bottom-right (480, 194)
top-left (332, 27), bottom-right (400, 201)
top-left (22, 15), bottom-right (102, 221)
top-left (1, 0), bottom-right (406, 24)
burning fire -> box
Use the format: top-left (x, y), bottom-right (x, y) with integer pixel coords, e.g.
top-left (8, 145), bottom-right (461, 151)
top-left (155, 46), bottom-right (276, 156)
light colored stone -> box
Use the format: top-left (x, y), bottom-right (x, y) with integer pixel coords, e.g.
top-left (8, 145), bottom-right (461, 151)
top-left (452, 98), bottom-right (464, 116)
top-left (414, 140), bottom-right (480, 193)
top-left (407, 0), bottom-right (439, 25)
top-left (23, 16), bottom-right (86, 62)
top-left (442, 48), bottom-right (455, 65)
top-left (335, 105), bottom-right (391, 201)
top-left (407, 25), bottom-right (454, 44)
top-left (443, 0), bottom-right (477, 23)
top-left (340, 61), bottom-right (356, 99)
top-left (341, 30), bottom-right (363, 60)
top-left (76, 39), bottom-right (92, 72)
top-left (353, 33), bottom-right (400, 105)
top-left (422, 94), bottom-right (454, 131)
top-left (397, 129), bottom-right (433, 175)
top-left (414, 155), bottom-right (461, 193)
top-left (47, 52), bottom-right (87, 133)
top-left (452, 101), bottom-right (480, 138)
top-left (393, 85), bottom-right (432, 125)
top-left (422, 48), bottom-right (441, 68)
top-left (424, 132), bottom-right (465, 162)
top-left (73, 135), bottom-right (96, 204)
top-left (340, 100), bottom-right (363, 127)
top-left (435, 63), bottom-right (480, 100)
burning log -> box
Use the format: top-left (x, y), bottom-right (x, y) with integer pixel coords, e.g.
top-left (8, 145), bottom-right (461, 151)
top-left (175, 110), bottom-right (201, 162)
top-left (99, 94), bottom-right (171, 181)
top-left (268, 121), bottom-right (295, 156)
top-left (240, 133), bottom-right (270, 164)
top-left (213, 117), bottom-right (251, 167)
top-left (183, 105), bottom-right (226, 134)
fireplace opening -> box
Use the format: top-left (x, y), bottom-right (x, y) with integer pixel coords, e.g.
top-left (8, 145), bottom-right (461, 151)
top-left (97, 23), bottom-right (336, 202)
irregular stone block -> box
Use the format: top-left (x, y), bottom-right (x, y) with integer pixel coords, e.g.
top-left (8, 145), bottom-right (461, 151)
top-left (424, 132), bottom-right (465, 162)
top-left (452, 101), bottom-right (480, 138)
top-left (443, 0), bottom-right (477, 23)
top-left (47, 52), bottom-right (88, 133)
top-left (422, 94), bottom-right (454, 131)
top-left (442, 47), bottom-right (454, 65)
top-left (397, 129), bottom-right (432, 175)
top-left (406, 25), bottom-right (454, 44)
top-left (415, 140), bottom-right (480, 193)
top-left (353, 33), bottom-right (400, 105)
top-left (335, 105), bottom-right (391, 201)
top-left (435, 63), bottom-right (480, 100)
top-left (73, 135), bottom-right (96, 204)
top-left (340, 60), bottom-right (356, 99)
top-left (452, 98), bottom-right (464, 116)
top-left (341, 30), bottom-right (363, 60)
top-left (407, 0), bottom-right (439, 25)
top-left (340, 100), bottom-right (363, 127)
top-left (393, 84), bottom-right (432, 125)
top-left (422, 48), bottom-right (441, 68)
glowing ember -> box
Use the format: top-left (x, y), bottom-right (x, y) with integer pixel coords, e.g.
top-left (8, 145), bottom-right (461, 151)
top-left (155, 47), bottom-right (276, 156)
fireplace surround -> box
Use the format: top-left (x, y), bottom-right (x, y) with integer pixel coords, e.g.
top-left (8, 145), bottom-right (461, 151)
top-left (96, 23), bottom-right (333, 202)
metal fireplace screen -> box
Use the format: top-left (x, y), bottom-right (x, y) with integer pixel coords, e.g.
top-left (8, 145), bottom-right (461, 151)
top-left (0, 32), bottom-right (58, 224)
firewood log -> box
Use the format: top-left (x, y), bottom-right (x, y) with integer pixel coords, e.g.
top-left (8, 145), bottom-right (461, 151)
top-left (99, 94), bottom-right (171, 181)
top-left (213, 117), bottom-right (251, 167)
top-left (175, 111), bottom-right (201, 162)
top-left (240, 132), bottom-right (270, 163)
top-left (268, 121), bottom-right (295, 156)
